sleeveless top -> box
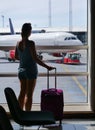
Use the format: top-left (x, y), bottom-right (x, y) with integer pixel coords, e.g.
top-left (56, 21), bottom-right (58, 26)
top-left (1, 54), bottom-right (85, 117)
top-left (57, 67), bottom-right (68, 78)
top-left (16, 41), bottom-right (38, 79)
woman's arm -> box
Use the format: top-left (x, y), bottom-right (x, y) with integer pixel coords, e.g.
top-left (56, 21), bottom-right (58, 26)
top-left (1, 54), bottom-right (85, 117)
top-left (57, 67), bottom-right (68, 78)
top-left (30, 42), bottom-right (55, 70)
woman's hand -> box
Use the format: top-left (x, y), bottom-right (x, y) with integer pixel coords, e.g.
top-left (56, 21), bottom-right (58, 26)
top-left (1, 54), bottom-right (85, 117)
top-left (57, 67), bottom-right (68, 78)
top-left (47, 66), bottom-right (56, 71)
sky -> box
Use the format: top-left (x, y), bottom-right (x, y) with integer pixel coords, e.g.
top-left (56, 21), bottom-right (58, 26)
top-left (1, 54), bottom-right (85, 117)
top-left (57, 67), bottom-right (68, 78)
top-left (0, 0), bottom-right (87, 30)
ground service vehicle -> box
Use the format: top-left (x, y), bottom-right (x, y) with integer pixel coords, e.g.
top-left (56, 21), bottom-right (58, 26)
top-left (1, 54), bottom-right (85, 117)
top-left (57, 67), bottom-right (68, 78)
top-left (63, 53), bottom-right (81, 64)
top-left (56, 53), bottom-right (81, 64)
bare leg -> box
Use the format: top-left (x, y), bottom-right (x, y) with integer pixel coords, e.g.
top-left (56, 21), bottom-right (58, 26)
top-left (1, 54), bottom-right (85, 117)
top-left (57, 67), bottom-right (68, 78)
top-left (25, 79), bottom-right (37, 111)
top-left (18, 79), bottom-right (27, 110)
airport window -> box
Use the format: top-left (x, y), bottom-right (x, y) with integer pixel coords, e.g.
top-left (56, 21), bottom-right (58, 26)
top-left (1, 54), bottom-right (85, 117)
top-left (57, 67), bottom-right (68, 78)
top-left (0, 0), bottom-right (89, 111)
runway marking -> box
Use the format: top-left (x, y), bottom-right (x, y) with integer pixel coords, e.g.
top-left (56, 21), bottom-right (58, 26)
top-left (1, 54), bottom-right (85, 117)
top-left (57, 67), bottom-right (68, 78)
top-left (61, 64), bottom-right (87, 96)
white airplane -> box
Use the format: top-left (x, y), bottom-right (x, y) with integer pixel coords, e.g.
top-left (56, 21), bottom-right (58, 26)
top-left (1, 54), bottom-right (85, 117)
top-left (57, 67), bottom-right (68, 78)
top-left (0, 18), bottom-right (83, 60)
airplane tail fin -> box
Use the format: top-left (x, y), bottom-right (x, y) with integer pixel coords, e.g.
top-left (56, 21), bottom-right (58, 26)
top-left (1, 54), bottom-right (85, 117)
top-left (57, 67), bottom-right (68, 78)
top-left (9, 18), bottom-right (15, 35)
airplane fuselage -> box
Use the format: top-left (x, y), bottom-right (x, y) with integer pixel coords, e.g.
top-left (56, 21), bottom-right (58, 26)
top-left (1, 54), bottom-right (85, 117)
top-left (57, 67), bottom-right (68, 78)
top-left (0, 32), bottom-right (82, 47)
top-left (0, 31), bottom-right (83, 61)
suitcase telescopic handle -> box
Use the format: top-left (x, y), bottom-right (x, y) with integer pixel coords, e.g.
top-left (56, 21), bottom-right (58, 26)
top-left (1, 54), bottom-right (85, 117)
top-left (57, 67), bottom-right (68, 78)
top-left (47, 68), bottom-right (57, 89)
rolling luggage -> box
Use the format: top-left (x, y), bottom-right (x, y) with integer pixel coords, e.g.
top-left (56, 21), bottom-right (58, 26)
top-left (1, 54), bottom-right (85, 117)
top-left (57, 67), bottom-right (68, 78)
top-left (41, 68), bottom-right (64, 124)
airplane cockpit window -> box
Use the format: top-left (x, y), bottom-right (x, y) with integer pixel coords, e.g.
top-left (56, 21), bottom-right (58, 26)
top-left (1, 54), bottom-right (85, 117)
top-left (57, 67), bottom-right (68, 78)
top-left (64, 37), bottom-right (77, 40)
top-left (64, 37), bottom-right (68, 40)
top-left (71, 37), bottom-right (77, 40)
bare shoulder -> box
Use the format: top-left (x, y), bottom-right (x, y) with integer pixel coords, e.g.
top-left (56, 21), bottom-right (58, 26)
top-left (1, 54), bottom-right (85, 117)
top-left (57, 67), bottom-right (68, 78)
top-left (29, 40), bottom-right (35, 47)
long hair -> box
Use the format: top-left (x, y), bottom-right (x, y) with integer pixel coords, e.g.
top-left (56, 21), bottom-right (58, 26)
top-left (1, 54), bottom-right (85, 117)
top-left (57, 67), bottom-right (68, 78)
top-left (21, 23), bottom-right (32, 38)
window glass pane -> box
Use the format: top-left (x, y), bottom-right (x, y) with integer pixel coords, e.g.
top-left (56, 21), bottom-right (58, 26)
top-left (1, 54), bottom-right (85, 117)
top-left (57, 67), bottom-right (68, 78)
top-left (0, 76), bottom-right (87, 104)
top-left (0, 0), bottom-right (88, 106)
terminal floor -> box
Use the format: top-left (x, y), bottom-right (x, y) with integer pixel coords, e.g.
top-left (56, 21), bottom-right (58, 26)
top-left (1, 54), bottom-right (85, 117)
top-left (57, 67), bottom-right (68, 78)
top-left (11, 119), bottom-right (95, 130)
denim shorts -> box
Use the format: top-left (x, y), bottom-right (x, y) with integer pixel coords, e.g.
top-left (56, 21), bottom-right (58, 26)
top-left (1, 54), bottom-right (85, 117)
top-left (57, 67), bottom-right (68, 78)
top-left (18, 68), bottom-right (38, 80)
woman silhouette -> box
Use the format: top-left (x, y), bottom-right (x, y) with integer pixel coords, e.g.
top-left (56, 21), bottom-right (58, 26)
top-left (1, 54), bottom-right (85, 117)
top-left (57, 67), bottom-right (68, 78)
top-left (15, 23), bottom-right (55, 111)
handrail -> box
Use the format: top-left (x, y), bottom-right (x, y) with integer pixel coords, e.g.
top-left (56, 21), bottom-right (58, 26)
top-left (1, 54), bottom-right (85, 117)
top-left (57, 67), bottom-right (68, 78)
top-left (0, 72), bottom-right (88, 77)
top-left (0, 45), bottom-right (88, 51)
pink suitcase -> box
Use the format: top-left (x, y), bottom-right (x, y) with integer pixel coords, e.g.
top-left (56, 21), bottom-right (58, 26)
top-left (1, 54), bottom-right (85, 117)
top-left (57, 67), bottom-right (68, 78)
top-left (41, 69), bottom-right (64, 124)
